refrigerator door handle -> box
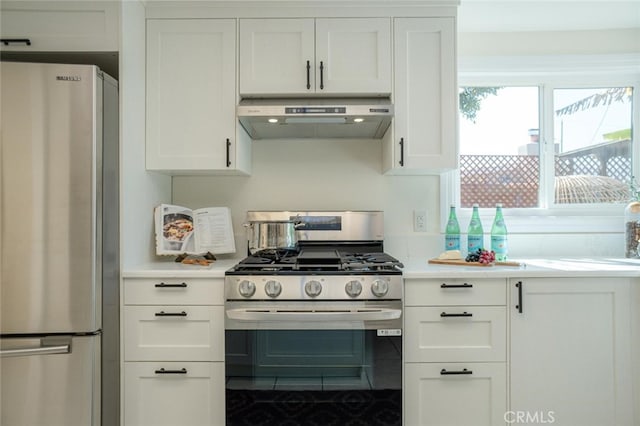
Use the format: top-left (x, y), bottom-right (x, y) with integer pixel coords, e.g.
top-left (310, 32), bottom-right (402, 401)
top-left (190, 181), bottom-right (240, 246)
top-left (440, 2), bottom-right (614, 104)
top-left (1, 337), bottom-right (71, 358)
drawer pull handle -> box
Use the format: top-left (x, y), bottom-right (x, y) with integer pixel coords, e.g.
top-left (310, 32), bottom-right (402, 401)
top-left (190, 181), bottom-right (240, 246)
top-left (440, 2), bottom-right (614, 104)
top-left (440, 311), bottom-right (473, 318)
top-left (1, 38), bottom-right (31, 46)
top-left (155, 282), bottom-right (188, 288)
top-left (441, 283), bottom-right (473, 288)
top-left (440, 368), bottom-right (473, 375)
top-left (155, 368), bottom-right (187, 375)
top-left (154, 311), bottom-right (187, 317)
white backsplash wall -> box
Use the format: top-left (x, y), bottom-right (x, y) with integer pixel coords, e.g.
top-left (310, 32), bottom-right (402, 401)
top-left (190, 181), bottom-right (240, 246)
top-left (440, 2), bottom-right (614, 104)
top-left (172, 138), bottom-right (625, 261)
top-left (172, 138), bottom-right (441, 259)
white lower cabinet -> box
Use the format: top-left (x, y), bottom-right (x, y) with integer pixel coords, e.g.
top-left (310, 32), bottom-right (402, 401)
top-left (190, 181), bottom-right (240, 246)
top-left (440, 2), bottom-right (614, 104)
top-left (122, 277), bottom-right (225, 426)
top-left (404, 362), bottom-right (506, 426)
top-left (124, 362), bottom-right (224, 426)
top-left (510, 278), bottom-right (634, 426)
top-left (404, 279), bottom-right (507, 426)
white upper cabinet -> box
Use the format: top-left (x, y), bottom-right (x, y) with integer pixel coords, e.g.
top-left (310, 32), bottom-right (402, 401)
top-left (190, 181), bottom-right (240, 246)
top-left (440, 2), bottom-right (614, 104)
top-left (239, 18), bottom-right (391, 96)
top-left (0, 1), bottom-right (119, 51)
top-left (146, 19), bottom-right (251, 174)
top-left (383, 17), bottom-right (457, 174)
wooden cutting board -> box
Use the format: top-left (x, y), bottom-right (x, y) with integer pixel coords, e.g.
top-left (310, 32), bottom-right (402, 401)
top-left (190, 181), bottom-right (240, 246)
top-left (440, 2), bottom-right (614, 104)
top-left (428, 258), bottom-right (521, 267)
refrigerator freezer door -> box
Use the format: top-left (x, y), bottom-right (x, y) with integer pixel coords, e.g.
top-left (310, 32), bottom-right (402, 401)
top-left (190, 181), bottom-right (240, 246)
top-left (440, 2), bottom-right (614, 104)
top-left (0, 62), bottom-right (101, 334)
top-left (0, 334), bottom-right (101, 426)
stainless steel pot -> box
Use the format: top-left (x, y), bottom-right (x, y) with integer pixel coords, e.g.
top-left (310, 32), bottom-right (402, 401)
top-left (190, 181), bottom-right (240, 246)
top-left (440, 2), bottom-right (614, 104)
top-left (245, 219), bottom-right (304, 254)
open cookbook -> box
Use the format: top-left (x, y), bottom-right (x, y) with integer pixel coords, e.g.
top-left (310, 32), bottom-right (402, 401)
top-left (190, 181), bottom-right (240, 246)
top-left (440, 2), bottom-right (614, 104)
top-left (154, 204), bottom-right (236, 255)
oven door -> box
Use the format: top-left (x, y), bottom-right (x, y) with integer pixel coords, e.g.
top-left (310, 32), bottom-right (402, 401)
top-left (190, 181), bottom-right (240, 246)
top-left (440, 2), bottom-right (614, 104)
top-left (225, 301), bottom-right (402, 426)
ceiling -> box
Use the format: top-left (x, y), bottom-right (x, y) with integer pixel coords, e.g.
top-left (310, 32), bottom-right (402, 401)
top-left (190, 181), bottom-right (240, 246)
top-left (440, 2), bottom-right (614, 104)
top-left (458, 0), bottom-right (640, 33)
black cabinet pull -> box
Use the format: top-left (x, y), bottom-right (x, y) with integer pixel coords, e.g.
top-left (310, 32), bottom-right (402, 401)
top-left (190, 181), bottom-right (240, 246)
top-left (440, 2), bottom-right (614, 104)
top-left (155, 368), bottom-right (187, 375)
top-left (441, 283), bottom-right (473, 289)
top-left (226, 138), bottom-right (231, 167)
top-left (399, 137), bottom-right (405, 166)
top-left (440, 311), bottom-right (473, 318)
top-left (516, 281), bottom-right (523, 313)
top-left (154, 311), bottom-right (187, 317)
top-left (1, 38), bottom-right (31, 46)
top-left (306, 60), bottom-right (311, 90)
top-left (319, 61), bottom-right (324, 90)
top-left (441, 368), bottom-right (473, 375)
top-left (155, 282), bottom-right (187, 288)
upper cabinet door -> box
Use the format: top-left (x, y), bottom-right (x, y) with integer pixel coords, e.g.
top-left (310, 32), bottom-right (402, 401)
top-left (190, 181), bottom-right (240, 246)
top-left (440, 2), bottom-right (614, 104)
top-left (384, 17), bottom-right (457, 174)
top-left (0, 1), bottom-right (119, 52)
top-left (239, 19), bottom-right (315, 96)
top-left (146, 19), bottom-right (244, 172)
top-left (239, 18), bottom-right (391, 96)
top-left (315, 18), bottom-right (391, 95)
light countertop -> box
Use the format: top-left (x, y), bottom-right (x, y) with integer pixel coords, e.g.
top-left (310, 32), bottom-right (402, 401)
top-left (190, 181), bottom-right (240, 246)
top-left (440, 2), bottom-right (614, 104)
top-left (122, 258), bottom-right (240, 278)
top-left (123, 257), bottom-right (640, 279)
top-left (402, 257), bottom-right (640, 279)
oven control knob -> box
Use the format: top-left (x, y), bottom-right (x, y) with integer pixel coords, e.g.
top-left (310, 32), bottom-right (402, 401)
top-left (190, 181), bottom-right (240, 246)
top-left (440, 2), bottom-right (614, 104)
top-left (305, 280), bottom-right (322, 298)
top-left (264, 280), bottom-right (282, 298)
top-left (238, 280), bottom-right (256, 298)
top-left (345, 280), bottom-right (363, 298)
top-left (371, 279), bottom-right (389, 297)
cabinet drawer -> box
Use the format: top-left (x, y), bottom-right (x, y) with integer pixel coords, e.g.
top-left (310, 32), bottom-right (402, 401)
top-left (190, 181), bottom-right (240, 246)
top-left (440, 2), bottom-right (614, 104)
top-left (404, 306), bottom-right (506, 362)
top-left (123, 278), bottom-right (224, 305)
top-left (124, 361), bottom-right (224, 426)
top-left (124, 306), bottom-right (224, 361)
top-left (405, 278), bottom-right (506, 306)
top-left (404, 362), bottom-right (507, 426)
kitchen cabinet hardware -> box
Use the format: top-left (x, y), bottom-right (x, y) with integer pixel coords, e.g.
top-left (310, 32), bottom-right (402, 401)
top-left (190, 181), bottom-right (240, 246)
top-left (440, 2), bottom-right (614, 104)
top-left (440, 311), bottom-right (473, 318)
top-left (154, 368), bottom-right (187, 374)
top-left (154, 311), bottom-right (188, 317)
top-left (226, 138), bottom-right (231, 167)
top-left (441, 282), bottom-right (473, 289)
top-left (1, 38), bottom-right (31, 46)
top-left (306, 60), bottom-right (311, 89)
top-left (440, 368), bottom-right (473, 375)
top-left (399, 137), bottom-right (405, 166)
top-left (515, 281), bottom-right (523, 313)
top-left (319, 61), bottom-right (324, 90)
top-left (155, 282), bottom-right (187, 288)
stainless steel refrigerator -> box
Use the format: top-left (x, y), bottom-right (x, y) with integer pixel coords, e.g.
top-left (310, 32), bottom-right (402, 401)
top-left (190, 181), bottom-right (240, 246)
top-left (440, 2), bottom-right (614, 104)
top-left (0, 62), bottom-right (119, 426)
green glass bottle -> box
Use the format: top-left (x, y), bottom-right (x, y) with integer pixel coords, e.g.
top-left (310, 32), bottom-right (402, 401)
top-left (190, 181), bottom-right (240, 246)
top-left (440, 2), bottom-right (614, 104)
top-left (491, 203), bottom-right (508, 261)
top-left (467, 204), bottom-right (484, 254)
top-left (444, 204), bottom-right (460, 251)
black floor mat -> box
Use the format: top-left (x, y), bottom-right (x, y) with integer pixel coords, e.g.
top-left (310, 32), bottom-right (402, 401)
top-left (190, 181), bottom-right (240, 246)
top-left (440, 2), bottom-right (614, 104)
top-left (226, 389), bottom-right (401, 426)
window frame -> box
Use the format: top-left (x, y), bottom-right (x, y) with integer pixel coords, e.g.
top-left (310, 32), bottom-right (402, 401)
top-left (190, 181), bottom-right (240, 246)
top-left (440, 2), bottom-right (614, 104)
top-left (442, 54), bottom-right (640, 234)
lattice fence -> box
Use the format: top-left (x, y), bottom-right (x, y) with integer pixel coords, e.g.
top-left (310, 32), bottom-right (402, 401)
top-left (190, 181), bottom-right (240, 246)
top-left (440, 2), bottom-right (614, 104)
top-left (555, 155), bottom-right (631, 181)
top-left (460, 155), bottom-right (539, 208)
top-left (461, 154), bottom-right (632, 208)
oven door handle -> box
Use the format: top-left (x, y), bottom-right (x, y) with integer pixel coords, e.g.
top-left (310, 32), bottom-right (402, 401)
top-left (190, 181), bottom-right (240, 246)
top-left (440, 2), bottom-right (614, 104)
top-left (226, 308), bottom-right (402, 322)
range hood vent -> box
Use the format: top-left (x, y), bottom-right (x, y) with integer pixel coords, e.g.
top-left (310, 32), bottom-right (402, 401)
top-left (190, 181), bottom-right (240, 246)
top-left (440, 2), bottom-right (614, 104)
top-left (237, 98), bottom-right (393, 140)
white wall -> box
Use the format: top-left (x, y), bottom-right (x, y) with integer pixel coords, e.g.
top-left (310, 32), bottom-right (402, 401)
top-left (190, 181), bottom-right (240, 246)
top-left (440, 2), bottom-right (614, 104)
top-left (120, 0), bottom-right (171, 268)
top-left (459, 28), bottom-right (640, 57)
top-left (172, 139), bottom-right (442, 261)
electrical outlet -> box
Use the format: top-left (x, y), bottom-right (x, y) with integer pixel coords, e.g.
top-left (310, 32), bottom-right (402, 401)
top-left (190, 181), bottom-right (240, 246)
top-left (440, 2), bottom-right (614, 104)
top-left (414, 210), bottom-right (427, 232)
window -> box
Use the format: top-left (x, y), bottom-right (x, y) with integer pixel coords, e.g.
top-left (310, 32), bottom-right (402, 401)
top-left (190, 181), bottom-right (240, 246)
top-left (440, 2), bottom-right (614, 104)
top-left (553, 87), bottom-right (633, 204)
top-left (443, 55), bottom-right (640, 233)
top-left (459, 85), bottom-right (634, 208)
top-left (459, 86), bottom-right (540, 208)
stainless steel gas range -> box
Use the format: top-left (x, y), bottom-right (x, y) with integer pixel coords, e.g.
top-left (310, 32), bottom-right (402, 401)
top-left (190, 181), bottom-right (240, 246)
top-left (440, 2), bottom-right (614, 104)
top-left (224, 211), bottom-right (403, 426)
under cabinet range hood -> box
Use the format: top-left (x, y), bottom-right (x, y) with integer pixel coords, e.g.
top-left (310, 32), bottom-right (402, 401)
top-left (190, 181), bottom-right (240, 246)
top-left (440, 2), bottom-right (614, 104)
top-left (237, 98), bottom-right (393, 139)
